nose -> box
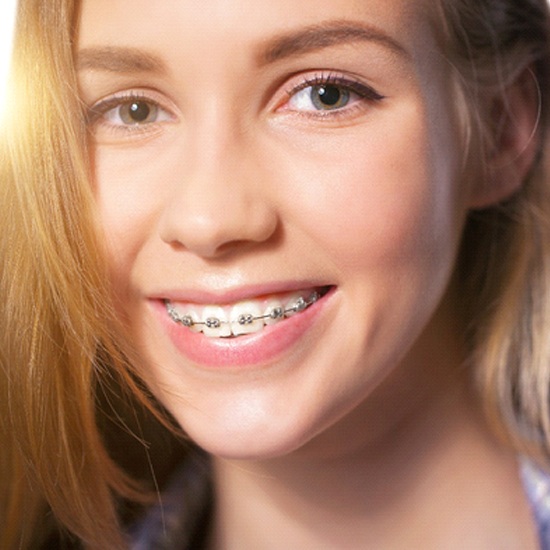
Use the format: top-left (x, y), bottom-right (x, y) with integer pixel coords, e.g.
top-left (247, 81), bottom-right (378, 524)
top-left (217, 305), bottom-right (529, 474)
top-left (158, 129), bottom-right (278, 259)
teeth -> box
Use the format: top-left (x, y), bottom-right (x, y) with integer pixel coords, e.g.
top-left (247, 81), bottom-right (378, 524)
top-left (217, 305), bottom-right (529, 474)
top-left (263, 299), bottom-right (285, 326)
top-left (230, 301), bottom-right (264, 336)
top-left (201, 306), bottom-right (231, 338)
top-left (180, 309), bottom-right (202, 333)
top-left (166, 289), bottom-right (323, 338)
top-left (283, 293), bottom-right (306, 317)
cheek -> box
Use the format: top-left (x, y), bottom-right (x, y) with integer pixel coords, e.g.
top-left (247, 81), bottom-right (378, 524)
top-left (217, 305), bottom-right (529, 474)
top-left (272, 113), bottom-right (461, 277)
top-left (92, 145), bottom-right (173, 290)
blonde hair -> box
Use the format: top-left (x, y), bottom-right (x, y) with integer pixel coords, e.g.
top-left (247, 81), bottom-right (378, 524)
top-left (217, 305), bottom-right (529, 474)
top-left (1, 0), bottom-right (550, 547)
top-left (437, 0), bottom-right (550, 459)
top-left (0, 1), bottom-right (156, 547)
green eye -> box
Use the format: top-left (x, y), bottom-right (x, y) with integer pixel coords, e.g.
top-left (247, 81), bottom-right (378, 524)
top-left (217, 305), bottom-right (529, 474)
top-left (310, 85), bottom-right (351, 110)
top-left (285, 76), bottom-right (383, 115)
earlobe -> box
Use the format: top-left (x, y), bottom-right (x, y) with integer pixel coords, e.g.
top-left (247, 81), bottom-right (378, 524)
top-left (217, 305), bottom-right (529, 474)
top-left (468, 67), bottom-right (541, 209)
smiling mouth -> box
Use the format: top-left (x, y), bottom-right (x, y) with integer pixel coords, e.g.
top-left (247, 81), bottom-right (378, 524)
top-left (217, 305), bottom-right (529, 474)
top-left (164, 286), bottom-right (331, 338)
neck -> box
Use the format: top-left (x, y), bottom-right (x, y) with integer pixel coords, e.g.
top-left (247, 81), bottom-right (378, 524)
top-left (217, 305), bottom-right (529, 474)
top-left (208, 347), bottom-right (538, 549)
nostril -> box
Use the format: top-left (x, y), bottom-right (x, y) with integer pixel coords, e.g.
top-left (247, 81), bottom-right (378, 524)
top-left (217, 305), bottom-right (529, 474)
top-left (159, 191), bottom-right (280, 259)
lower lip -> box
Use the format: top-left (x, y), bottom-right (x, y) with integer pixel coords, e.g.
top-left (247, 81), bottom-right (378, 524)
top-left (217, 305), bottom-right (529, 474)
top-left (152, 289), bottom-right (333, 368)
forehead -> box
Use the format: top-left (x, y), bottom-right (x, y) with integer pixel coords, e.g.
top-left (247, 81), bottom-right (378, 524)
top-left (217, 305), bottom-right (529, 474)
top-left (77, 0), bottom-right (440, 60)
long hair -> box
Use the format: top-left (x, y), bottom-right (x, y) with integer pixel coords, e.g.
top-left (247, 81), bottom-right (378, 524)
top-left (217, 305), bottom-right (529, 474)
top-left (1, 0), bottom-right (550, 547)
top-left (438, 0), bottom-right (550, 461)
top-left (0, 1), bottom-right (163, 548)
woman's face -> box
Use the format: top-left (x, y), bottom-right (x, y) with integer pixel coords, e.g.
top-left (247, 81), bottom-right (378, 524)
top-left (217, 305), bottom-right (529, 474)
top-left (78, 0), bottom-right (477, 459)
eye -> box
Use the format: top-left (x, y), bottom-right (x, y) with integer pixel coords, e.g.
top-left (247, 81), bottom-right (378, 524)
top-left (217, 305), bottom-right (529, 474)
top-left (88, 93), bottom-right (174, 130)
top-left (282, 74), bottom-right (384, 116)
top-left (111, 99), bottom-right (160, 125)
top-left (291, 84), bottom-right (351, 111)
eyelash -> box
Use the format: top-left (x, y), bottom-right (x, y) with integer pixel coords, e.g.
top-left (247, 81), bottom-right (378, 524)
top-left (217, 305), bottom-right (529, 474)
top-left (86, 91), bottom-right (174, 136)
top-left (282, 73), bottom-right (384, 118)
top-left (85, 73), bottom-right (384, 136)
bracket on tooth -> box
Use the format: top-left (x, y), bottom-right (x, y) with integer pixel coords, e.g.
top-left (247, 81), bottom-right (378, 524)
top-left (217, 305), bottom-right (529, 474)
top-left (238, 313), bottom-right (255, 326)
top-left (205, 317), bottom-right (222, 329)
top-left (166, 291), bottom-right (321, 330)
top-left (181, 315), bottom-right (195, 327)
top-left (292, 297), bottom-right (307, 313)
top-left (269, 307), bottom-right (284, 320)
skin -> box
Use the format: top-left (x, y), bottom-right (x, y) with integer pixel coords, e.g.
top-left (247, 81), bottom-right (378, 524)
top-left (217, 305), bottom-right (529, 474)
top-left (78, 0), bottom-right (539, 547)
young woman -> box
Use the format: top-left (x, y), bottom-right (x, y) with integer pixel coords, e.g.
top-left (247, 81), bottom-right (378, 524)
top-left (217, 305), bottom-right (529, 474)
top-left (2, 0), bottom-right (550, 548)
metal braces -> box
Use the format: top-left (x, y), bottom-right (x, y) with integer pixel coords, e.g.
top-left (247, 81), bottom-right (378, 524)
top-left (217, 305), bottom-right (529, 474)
top-left (166, 291), bottom-right (320, 329)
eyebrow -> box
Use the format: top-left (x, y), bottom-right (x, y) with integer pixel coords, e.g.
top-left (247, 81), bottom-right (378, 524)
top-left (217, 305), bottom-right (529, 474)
top-left (76, 20), bottom-right (408, 75)
top-left (77, 46), bottom-right (167, 74)
top-left (257, 20), bottom-right (409, 65)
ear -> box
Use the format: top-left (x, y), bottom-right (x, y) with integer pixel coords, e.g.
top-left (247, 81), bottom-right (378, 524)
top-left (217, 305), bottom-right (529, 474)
top-left (468, 67), bottom-right (540, 209)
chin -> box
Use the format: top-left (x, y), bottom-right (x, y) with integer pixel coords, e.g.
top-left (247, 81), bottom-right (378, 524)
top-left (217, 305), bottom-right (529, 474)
top-left (173, 408), bottom-right (326, 461)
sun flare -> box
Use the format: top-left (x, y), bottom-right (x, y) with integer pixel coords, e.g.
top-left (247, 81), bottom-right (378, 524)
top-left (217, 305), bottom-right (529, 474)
top-left (0, 0), bottom-right (17, 123)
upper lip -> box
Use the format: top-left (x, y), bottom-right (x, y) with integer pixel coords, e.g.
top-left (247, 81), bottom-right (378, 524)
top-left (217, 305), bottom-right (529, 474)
top-left (150, 281), bottom-right (332, 305)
